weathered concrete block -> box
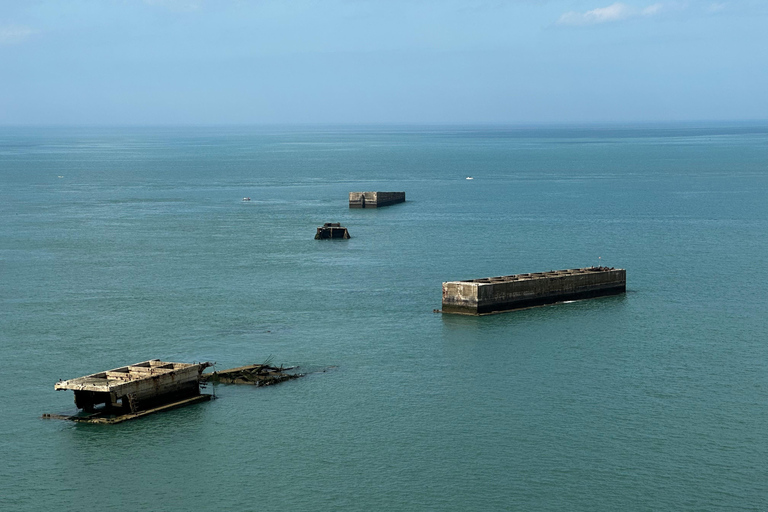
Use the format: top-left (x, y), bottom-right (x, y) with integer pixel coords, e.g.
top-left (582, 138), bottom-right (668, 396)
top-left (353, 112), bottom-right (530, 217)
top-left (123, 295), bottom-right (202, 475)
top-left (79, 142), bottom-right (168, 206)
top-left (54, 360), bottom-right (211, 413)
top-left (315, 223), bottom-right (350, 239)
top-left (349, 191), bottom-right (405, 208)
top-left (442, 267), bottom-right (626, 315)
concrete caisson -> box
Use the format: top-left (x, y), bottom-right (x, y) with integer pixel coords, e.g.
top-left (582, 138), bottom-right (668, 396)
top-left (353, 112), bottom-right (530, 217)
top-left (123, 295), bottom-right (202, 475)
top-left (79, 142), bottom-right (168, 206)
top-left (349, 192), bottom-right (405, 208)
top-left (54, 359), bottom-right (211, 414)
top-left (441, 267), bottom-right (626, 315)
top-left (315, 223), bottom-right (350, 239)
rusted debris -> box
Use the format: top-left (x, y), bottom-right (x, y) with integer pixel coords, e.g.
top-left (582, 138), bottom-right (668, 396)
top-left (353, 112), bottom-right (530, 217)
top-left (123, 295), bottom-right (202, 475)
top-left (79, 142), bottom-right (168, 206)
top-left (201, 363), bottom-right (302, 386)
top-left (315, 223), bottom-right (350, 239)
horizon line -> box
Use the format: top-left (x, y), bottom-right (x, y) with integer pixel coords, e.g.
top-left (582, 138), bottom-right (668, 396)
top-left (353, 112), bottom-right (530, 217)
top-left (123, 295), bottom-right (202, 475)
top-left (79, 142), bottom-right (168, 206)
top-left (2, 119), bottom-right (768, 129)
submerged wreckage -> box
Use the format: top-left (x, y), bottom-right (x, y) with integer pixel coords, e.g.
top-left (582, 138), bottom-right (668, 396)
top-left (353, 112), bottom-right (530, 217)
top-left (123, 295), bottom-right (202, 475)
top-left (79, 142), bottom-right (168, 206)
top-left (46, 359), bottom-right (301, 424)
top-left (201, 363), bottom-right (301, 386)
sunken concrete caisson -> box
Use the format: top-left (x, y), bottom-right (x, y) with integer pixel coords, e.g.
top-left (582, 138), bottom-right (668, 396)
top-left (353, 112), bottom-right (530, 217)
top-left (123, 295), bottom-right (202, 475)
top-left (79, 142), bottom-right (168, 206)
top-left (51, 360), bottom-right (212, 423)
top-left (315, 223), bottom-right (350, 239)
top-left (441, 267), bottom-right (626, 315)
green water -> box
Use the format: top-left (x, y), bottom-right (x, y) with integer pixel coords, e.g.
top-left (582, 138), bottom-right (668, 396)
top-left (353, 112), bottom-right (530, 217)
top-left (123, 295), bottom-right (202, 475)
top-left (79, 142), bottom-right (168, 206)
top-left (1, 125), bottom-right (766, 510)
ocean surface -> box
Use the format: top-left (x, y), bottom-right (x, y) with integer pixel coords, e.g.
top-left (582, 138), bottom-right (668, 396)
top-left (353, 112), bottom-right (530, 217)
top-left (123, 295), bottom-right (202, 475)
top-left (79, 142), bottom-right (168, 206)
top-left (1, 124), bottom-right (766, 511)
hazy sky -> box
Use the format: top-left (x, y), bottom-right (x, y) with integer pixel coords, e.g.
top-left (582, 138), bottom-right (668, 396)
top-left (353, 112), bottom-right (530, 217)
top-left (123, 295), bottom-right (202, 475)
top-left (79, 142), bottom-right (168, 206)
top-left (1, 0), bottom-right (766, 124)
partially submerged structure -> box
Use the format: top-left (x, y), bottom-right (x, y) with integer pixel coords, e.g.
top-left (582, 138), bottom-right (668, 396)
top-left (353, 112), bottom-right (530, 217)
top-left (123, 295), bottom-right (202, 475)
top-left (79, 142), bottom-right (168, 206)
top-left (315, 222), bottom-right (350, 239)
top-left (46, 359), bottom-right (306, 424)
top-left (349, 191), bottom-right (405, 208)
top-left (201, 363), bottom-right (301, 386)
top-left (51, 360), bottom-right (212, 423)
top-left (441, 267), bottom-right (626, 315)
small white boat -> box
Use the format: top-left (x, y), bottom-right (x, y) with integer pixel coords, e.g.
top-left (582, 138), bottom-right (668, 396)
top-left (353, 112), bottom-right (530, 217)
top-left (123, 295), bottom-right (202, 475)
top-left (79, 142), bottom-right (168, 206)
top-left (242, 197), bottom-right (251, 201)
top-left (466, 176), bottom-right (473, 180)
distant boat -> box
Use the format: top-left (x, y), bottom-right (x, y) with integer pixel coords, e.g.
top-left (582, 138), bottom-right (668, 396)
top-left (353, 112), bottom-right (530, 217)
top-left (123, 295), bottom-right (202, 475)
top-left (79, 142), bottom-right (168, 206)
top-left (242, 197), bottom-right (251, 201)
top-left (466, 177), bottom-right (473, 180)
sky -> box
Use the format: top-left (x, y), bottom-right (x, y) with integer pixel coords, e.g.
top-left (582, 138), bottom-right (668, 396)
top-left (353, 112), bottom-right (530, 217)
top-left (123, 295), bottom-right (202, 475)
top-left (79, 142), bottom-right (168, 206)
top-left (0, 0), bottom-right (766, 125)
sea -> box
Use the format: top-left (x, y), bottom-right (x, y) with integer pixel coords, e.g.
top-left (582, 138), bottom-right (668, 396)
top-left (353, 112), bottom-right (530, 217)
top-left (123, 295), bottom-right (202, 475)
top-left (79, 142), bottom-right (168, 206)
top-left (1, 124), bottom-right (766, 511)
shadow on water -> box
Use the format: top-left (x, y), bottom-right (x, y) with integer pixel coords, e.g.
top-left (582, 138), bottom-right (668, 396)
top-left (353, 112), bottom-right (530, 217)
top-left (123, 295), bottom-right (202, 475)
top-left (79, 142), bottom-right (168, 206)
top-left (440, 293), bottom-right (629, 332)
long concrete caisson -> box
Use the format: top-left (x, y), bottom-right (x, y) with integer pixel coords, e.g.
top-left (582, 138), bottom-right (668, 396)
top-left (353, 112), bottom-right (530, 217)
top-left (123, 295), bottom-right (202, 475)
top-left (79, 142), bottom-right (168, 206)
top-left (441, 267), bottom-right (626, 315)
top-left (349, 192), bottom-right (405, 208)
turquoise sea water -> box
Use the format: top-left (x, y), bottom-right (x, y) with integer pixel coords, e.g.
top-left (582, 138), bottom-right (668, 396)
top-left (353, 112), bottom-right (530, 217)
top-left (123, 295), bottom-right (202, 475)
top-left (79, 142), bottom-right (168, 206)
top-left (1, 124), bottom-right (766, 511)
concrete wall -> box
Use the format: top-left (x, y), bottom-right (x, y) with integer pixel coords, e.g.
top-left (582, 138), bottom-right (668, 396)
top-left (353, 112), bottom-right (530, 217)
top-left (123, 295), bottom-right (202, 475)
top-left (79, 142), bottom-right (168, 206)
top-left (60, 361), bottom-right (206, 412)
top-left (315, 226), bottom-right (350, 239)
top-left (442, 268), bottom-right (626, 315)
top-left (349, 191), bottom-right (405, 208)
